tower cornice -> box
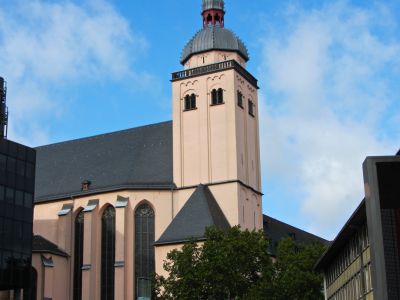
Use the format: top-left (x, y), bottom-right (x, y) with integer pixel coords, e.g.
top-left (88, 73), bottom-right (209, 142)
top-left (171, 59), bottom-right (259, 89)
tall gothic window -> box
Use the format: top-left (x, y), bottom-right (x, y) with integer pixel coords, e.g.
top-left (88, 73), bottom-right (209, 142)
top-left (101, 206), bottom-right (115, 300)
top-left (73, 210), bottom-right (84, 300)
top-left (211, 88), bottom-right (224, 105)
top-left (135, 203), bottom-right (155, 300)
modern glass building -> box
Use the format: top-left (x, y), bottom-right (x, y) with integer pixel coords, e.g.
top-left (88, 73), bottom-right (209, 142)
top-left (0, 77), bottom-right (36, 299)
top-left (316, 154), bottom-right (400, 300)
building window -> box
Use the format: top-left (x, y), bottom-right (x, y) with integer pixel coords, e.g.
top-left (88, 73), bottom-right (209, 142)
top-left (184, 94), bottom-right (196, 111)
top-left (211, 88), bottom-right (224, 105)
top-left (101, 206), bottom-right (115, 300)
top-left (73, 210), bottom-right (84, 300)
top-left (135, 203), bottom-right (155, 300)
top-left (248, 99), bottom-right (255, 117)
top-left (237, 91), bottom-right (243, 108)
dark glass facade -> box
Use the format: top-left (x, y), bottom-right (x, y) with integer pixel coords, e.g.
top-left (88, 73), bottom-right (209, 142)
top-left (135, 203), bottom-right (155, 300)
top-left (0, 139), bottom-right (35, 291)
top-left (101, 206), bottom-right (115, 300)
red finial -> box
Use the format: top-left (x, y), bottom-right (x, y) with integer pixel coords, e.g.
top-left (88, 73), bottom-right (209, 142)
top-left (202, 0), bottom-right (225, 28)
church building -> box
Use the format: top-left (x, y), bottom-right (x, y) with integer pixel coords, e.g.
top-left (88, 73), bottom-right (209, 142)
top-left (30, 1), bottom-right (325, 300)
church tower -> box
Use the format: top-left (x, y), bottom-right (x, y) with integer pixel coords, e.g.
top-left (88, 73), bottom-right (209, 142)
top-left (172, 0), bottom-right (262, 230)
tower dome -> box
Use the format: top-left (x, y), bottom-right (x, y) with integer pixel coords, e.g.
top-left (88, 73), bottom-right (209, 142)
top-left (180, 27), bottom-right (249, 65)
top-left (181, 0), bottom-right (249, 65)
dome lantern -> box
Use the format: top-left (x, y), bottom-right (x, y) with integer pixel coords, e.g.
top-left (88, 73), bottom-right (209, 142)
top-left (202, 0), bottom-right (225, 28)
top-left (180, 0), bottom-right (249, 65)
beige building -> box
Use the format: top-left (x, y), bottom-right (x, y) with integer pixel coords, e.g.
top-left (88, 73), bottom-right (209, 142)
top-left (30, 1), bottom-right (264, 299)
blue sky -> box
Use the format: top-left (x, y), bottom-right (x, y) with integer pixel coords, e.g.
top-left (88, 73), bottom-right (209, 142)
top-left (1, 0), bottom-right (399, 239)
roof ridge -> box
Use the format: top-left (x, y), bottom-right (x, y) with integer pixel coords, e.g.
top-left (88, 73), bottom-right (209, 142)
top-left (32, 234), bottom-right (69, 257)
top-left (33, 234), bottom-right (59, 247)
top-left (36, 120), bottom-right (172, 149)
top-left (264, 214), bottom-right (329, 242)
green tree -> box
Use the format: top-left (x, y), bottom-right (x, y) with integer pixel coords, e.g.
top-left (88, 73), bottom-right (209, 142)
top-left (154, 226), bottom-right (274, 300)
top-left (154, 228), bottom-right (326, 300)
top-left (248, 238), bottom-right (326, 300)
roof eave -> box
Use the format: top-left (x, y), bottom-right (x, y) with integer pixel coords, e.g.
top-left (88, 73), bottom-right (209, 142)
top-left (180, 48), bottom-right (249, 66)
top-left (34, 183), bottom-right (176, 204)
top-left (154, 237), bottom-right (207, 247)
top-left (32, 249), bottom-right (69, 258)
top-left (314, 199), bottom-right (366, 271)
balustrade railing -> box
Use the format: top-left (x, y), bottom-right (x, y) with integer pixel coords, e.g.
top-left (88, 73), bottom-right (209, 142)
top-left (171, 60), bottom-right (258, 88)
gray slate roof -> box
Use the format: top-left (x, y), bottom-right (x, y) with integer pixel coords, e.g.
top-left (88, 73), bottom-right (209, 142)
top-left (263, 215), bottom-right (329, 257)
top-left (32, 235), bottom-right (69, 257)
top-left (181, 27), bottom-right (249, 65)
top-left (35, 121), bottom-right (174, 203)
top-left (155, 184), bottom-right (231, 245)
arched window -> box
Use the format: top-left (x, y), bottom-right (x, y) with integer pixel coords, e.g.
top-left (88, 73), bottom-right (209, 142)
top-left (248, 99), bottom-right (255, 117)
top-left (211, 88), bottom-right (224, 105)
top-left (73, 210), bottom-right (84, 300)
top-left (207, 14), bottom-right (212, 24)
top-left (237, 90), bottom-right (243, 108)
top-left (184, 93), bottom-right (196, 111)
top-left (101, 206), bottom-right (115, 300)
top-left (215, 14), bottom-right (220, 25)
top-left (135, 203), bottom-right (155, 300)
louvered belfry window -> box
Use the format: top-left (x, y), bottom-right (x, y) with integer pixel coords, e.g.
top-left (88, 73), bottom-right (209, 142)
top-left (101, 206), bottom-right (115, 300)
top-left (135, 203), bottom-right (155, 300)
top-left (211, 88), bottom-right (224, 105)
top-left (73, 210), bottom-right (84, 300)
top-left (237, 90), bottom-right (243, 108)
top-left (184, 93), bottom-right (197, 110)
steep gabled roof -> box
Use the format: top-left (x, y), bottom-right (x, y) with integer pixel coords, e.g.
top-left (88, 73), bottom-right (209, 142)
top-left (155, 184), bottom-right (231, 245)
top-left (35, 121), bottom-right (174, 203)
top-left (263, 215), bottom-right (329, 257)
top-left (32, 235), bottom-right (69, 257)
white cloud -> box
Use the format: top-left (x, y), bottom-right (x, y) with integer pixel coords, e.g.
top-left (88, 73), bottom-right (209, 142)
top-left (258, 1), bottom-right (400, 238)
top-left (0, 0), bottom-right (147, 145)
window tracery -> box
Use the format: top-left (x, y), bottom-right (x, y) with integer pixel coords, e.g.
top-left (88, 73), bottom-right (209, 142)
top-left (135, 203), bottom-right (155, 300)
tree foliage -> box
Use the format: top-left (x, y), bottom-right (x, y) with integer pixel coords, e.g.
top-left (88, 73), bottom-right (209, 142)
top-left (154, 226), bottom-right (326, 300)
top-left (248, 237), bottom-right (326, 300)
